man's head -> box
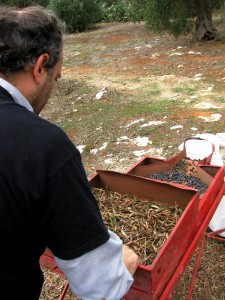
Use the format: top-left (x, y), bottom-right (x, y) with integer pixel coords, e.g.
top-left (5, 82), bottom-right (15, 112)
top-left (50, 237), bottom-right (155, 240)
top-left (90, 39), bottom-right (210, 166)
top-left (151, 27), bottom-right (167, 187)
top-left (0, 5), bottom-right (65, 114)
top-left (0, 5), bottom-right (64, 76)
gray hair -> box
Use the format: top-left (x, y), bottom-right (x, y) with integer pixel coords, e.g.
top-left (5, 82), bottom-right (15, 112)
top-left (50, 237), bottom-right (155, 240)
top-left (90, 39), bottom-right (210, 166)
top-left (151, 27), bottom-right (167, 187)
top-left (0, 5), bottom-right (65, 76)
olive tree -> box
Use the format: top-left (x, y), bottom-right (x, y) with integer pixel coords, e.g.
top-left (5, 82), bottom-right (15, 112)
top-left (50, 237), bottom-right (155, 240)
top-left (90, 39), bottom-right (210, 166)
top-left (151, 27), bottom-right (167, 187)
top-left (145, 0), bottom-right (225, 41)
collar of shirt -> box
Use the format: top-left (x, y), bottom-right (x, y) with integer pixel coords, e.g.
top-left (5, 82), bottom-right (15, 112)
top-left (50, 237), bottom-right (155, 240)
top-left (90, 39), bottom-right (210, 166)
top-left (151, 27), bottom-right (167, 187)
top-left (0, 78), bottom-right (34, 112)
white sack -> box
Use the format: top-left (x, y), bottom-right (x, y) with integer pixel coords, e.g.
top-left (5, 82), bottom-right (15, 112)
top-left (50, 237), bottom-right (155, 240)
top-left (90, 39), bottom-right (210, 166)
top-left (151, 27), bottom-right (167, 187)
top-left (178, 133), bottom-right (223, 166)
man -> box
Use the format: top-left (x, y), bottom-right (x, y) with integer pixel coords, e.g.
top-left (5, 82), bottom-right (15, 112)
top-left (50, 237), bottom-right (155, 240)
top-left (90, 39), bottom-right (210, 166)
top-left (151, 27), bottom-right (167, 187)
top-left (0, 5), bottom-right (140, 300)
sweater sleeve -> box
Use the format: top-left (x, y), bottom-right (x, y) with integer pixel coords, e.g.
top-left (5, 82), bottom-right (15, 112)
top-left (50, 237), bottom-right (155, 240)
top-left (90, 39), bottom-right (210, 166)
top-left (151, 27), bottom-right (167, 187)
top-left (40, 152), bottom-right (109, 259)
top-left (54, 230), bottom-right (134, 300)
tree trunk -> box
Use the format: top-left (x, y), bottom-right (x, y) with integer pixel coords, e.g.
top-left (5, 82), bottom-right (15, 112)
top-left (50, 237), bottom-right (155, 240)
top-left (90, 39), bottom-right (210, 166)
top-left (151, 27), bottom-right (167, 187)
top-left (194, 0), bottom-right (217, 41)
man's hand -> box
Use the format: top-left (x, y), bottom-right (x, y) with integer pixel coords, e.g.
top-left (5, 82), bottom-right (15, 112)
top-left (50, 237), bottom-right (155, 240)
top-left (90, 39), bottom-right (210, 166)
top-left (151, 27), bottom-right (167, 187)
top-left (122, 245), bottom-right (140, 276)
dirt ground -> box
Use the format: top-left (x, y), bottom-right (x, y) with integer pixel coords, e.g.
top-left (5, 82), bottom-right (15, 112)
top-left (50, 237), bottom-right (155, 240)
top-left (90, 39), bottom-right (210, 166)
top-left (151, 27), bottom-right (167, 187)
top-left (43, 21), bottom-right (225, 175)
top-left (40, 20), bottom-right (225, 300)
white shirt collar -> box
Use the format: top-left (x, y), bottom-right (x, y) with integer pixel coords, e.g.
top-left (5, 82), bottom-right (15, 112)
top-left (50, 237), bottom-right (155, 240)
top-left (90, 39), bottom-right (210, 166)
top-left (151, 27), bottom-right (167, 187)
top-left (0, 78), bottom-right (33, 112)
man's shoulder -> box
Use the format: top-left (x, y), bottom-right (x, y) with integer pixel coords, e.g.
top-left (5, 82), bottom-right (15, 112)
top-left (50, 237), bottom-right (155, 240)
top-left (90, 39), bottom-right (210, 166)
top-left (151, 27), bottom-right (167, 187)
top-left (22, 114), bottom-right (79, 175)
top-left (0, 94), bottom-right (78, 157)
top-left (32, 115), bottom-right (76, 153)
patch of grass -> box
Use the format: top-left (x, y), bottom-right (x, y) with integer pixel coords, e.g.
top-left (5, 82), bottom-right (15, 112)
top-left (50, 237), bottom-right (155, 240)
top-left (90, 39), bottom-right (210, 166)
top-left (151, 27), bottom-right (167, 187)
top-left (82, 101), bottom-right (107, 111)
top-left (149, 88), bottom-right (161, 95)
top-left (217, 96), bottom-right (225, 103)
top-left (60, 118), bottom-right (73, 131)
top-left (138, 126), bottom-right (157, 134)
top-left (172, 85), bottom-right (197, 95)
top-left (131, 77), bottom-right (142, 83)
top-left (119, 101), bottom-right (172, 117)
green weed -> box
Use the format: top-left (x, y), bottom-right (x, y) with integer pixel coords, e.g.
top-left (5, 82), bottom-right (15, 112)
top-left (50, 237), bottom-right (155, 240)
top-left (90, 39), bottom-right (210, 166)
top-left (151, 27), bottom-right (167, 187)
top-left (217, 96), bottom-right (225, 103)
top-left (172, 85), bottom-right (196, 95)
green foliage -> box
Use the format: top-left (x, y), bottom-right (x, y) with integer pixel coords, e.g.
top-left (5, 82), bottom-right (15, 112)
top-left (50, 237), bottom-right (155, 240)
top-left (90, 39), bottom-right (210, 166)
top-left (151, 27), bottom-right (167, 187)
top-left (99, 0), bottom-right (147, 23)
top-left (82, 0), bottom-right (103, 24)
top-left (145, 0), bottom-right (195, 36)
top-left (145, 0), bottom-right (225, 37)
top-left (207, 0), bottom-right (225, 9)
top-left (101, 0), bottom-right (131, 22)
top-left (96, 0), bottom-right (114, 7)
top-left (48, 0), bottom-right (102, 32)
top-left (48, 0), bottom-right (81, 32)
top-left (96, 0), bottom-right (147, 22)
top-left (128, 0), bottom-right (147, 22)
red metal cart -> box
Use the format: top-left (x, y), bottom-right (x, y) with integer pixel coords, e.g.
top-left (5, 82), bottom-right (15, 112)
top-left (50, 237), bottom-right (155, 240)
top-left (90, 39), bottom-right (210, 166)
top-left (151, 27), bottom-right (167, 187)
top-left (40, 155), bottom-right (225, 299)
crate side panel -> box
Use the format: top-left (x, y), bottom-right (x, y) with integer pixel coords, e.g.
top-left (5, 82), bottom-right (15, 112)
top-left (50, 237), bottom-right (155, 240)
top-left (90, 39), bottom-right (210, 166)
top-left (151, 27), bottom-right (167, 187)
top-left (199, 166), bottom-right (224, 222)
top-left (160, 183), bottom-right (225, 299)
top-left (125, 288), bottom-right (152, 300)
top-left (91, 170), bottom-right (197, 209)
top-left (130, 266), bottom-right (152, 294)
top-left (126, 153), bottom-right (185, 177)
top-left (150, 193), bottom-right (199, 299)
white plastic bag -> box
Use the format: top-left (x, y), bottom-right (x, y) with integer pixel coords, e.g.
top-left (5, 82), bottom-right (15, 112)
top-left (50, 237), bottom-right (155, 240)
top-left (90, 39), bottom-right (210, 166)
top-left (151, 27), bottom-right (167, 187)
top-left (178, 133), bottom-right (223, 166)
top-left (208, 196), bottom-right (225, 237)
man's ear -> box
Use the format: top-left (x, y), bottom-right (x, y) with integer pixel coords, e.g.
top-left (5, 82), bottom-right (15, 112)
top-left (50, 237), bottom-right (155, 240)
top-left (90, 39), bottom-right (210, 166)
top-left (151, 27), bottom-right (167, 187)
top-left (33, 53), bottom-right (49, 84)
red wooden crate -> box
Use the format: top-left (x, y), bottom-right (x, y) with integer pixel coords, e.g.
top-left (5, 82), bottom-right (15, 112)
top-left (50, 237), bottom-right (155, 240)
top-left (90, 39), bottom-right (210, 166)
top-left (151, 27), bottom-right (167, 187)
top-left (40, 156), bottom-right (224, 299)
top-left (89, 169), bottom-right (199, 299)
top-left (88, 156), bottom-right (224, 299)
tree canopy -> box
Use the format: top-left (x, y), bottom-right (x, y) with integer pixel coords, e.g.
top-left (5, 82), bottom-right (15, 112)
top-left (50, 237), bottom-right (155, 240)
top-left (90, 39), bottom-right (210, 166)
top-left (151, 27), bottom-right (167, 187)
top-left (48, 0), bottom-right (102, 32)
top-left (1, 0), bottom-right (225, 39)
top-left (145, 0), bottom-right (225, 41)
